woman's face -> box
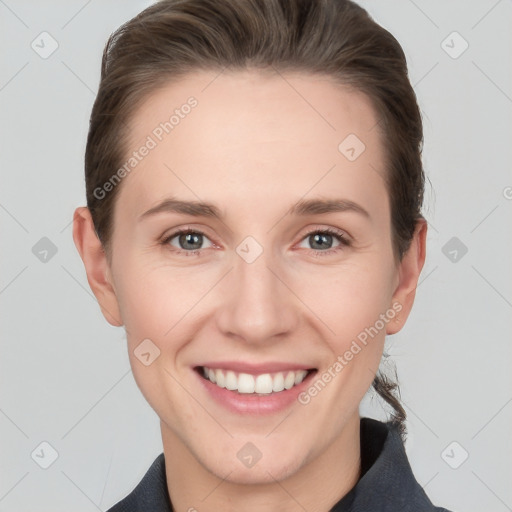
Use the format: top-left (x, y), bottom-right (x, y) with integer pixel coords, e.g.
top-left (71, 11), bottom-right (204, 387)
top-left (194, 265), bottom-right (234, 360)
top-left (75, 69), bottom-right (425, 485)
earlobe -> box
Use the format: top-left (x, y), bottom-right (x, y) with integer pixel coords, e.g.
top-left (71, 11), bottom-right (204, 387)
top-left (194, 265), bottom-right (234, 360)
top-left (386, 219), bottom-right (427, 335)
top-left (72, 207), bottom-right (123, 327)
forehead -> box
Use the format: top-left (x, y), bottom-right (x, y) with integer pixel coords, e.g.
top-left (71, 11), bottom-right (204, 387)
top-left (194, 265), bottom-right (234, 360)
top-left (117, 69), bottom-right (388, 224)
top-left (128, 69), bottom-right (380, 148)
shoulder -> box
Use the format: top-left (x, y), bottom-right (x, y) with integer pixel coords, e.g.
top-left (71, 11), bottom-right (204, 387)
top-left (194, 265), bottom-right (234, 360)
top-left (331, 417), bottom-right (455, 512)
top-left (105, 453), bottom-right (172, 512)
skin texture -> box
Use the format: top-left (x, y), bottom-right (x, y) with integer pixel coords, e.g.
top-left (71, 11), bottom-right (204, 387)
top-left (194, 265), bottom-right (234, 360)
top-left (73, 69), bottom-right (427, 512)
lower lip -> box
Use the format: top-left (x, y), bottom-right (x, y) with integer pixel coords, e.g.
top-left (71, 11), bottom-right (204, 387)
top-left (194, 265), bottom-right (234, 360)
top-left (194, 368), bottom-right (317, 415)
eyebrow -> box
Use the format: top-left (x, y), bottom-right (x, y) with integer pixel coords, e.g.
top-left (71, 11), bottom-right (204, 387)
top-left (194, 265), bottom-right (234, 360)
top-left (138, 196), bottom-right (370, 221)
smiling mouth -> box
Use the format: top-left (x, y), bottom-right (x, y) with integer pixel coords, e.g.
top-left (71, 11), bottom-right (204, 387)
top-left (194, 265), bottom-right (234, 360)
top-left (195, 366), bottom-right (317, 395)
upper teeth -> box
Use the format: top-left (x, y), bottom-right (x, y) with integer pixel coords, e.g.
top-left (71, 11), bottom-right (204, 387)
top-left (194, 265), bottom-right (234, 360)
top-left (202, 366), bottom-right (309, 394)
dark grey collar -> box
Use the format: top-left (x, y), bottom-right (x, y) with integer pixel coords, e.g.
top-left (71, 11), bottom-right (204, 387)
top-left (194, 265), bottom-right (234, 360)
top-left (106, 418), bottom-right (451, 512)
top-left (331, 418), bottom-right (451, 511)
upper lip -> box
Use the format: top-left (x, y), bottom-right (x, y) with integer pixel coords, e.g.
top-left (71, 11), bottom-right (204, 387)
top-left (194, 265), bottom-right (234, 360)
top-left (196, 361), bottom-right (316, 375)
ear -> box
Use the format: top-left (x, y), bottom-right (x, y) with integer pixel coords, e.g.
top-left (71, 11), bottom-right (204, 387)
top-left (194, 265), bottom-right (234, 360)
top-left (386, 219), bottom-right (427, 335)
top-left (72, 207), bottom-right (123, 327)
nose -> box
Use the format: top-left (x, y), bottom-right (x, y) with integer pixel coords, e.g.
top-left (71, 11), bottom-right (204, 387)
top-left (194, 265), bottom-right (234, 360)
top-left (215, 244), bottom-right (298, 345)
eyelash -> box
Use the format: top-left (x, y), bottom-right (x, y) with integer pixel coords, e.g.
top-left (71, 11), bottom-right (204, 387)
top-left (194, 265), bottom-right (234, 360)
top-left (160, 227), bottom-right (351, 258)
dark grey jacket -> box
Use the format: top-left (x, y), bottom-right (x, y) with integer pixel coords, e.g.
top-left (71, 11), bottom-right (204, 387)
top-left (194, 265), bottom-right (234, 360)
top-left (106, 417), bottom-right (453, 511)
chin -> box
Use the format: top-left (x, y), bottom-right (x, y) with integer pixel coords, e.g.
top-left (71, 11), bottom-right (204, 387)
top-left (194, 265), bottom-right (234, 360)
top-left (204, 450), bottom-right (304, 485)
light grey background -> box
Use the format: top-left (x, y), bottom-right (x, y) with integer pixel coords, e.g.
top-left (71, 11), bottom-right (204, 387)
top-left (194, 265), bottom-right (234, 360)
top-left (1, 1), bottom-right (511, 511)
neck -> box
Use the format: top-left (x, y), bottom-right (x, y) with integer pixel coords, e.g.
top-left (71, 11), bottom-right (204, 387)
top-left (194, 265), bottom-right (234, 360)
top-left (161, 413), bottom-right (361, 512)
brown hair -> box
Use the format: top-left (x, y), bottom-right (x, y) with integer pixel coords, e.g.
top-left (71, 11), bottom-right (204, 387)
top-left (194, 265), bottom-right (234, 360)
top-left (85, 0), bottom-right (424, 438)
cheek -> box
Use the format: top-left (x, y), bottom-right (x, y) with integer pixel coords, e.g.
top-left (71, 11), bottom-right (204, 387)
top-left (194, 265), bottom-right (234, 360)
top-left (292, 259), bottom-right (394, 345)
top-left (112, 252), bottom-right (205, 339)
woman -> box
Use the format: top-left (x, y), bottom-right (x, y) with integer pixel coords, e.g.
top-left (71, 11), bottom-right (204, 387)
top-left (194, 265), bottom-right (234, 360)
top-left (73, 0), bottom-right (453, 510)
